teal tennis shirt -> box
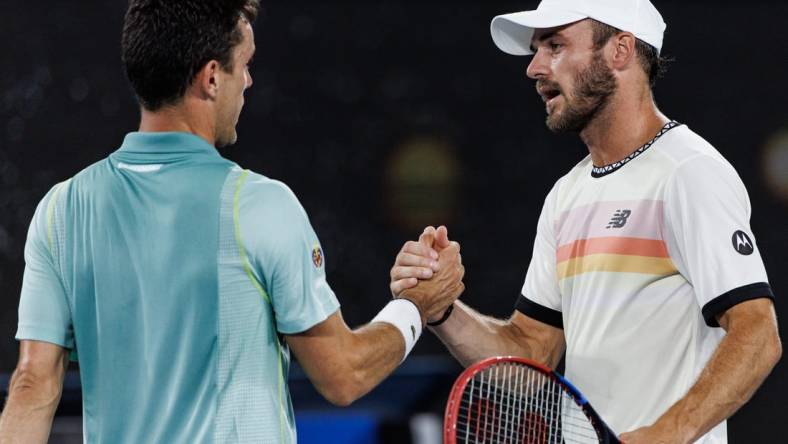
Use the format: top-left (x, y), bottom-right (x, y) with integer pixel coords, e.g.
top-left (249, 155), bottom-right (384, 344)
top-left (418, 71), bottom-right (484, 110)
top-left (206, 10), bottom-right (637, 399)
top-left (16, 132), bottom-right (340, 443)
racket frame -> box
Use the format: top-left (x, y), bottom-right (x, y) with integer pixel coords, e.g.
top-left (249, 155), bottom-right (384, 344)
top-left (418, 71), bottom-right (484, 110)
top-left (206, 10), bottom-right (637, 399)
top-left (444, 356), bottom-right (620, 444)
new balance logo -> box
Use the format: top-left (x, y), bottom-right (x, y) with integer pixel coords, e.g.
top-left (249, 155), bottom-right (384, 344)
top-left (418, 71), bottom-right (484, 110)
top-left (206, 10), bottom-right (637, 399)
top-left (606, 209), bottom-right (632, 229)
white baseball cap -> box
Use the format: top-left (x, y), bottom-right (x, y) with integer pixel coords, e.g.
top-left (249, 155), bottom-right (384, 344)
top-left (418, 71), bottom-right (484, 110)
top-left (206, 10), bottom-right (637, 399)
top-left (490, 0), bottom-right (666, 56)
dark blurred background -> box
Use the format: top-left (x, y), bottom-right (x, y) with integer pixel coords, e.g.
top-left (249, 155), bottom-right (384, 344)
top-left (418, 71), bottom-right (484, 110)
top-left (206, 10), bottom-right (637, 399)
top-left (1, 0), bottom-right (786, 442)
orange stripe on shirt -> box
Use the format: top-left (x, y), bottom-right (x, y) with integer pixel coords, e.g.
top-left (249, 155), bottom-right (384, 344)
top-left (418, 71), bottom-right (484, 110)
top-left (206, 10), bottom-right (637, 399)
top-left (556, 237), bottom-right (669, 263)
top-left (557, 254), bottom-right (678, 279)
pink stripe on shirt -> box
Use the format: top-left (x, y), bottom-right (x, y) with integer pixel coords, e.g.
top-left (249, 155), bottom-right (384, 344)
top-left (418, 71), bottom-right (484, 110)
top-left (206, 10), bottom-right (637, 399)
top-left (554, 200), bottom-right (665, 246)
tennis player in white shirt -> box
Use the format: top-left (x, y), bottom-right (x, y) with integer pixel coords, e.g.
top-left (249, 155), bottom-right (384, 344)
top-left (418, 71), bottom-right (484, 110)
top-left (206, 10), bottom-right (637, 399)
top-left (390, 0), bottom-right (781, 442)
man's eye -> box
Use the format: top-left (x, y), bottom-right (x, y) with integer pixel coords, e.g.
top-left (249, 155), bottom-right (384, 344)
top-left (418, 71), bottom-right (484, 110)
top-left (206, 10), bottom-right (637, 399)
top-left (550, 42), bottom-right (562, 51)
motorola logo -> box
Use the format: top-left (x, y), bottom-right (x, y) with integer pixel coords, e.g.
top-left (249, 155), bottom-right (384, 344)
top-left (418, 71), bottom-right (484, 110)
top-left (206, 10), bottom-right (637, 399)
top-left (731, 230), bottom-right (754, 255)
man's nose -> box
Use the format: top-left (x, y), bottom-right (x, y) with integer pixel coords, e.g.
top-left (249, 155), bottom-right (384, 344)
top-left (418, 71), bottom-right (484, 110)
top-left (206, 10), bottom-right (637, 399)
top-left (245, 69), bottom-right (253, 89)
top-left (526, 48), bottom-right (549, 80)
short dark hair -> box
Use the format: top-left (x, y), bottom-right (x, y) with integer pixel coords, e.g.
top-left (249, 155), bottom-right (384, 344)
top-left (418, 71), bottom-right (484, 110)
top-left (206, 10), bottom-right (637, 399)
top-left (590, 20), bottom-right (671, 88)
top-left (121, 0), bottom-right (260, 111)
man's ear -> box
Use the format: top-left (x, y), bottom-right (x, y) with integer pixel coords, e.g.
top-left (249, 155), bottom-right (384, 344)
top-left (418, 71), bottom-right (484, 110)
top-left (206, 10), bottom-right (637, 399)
top-left (193, 60), bottom-right (221, 100)
top-left (610, 32), bottom-right (637, 71)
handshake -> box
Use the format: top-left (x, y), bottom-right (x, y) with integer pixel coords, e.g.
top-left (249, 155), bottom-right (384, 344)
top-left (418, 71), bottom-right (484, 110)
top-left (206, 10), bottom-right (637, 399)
top-left (388, 225), bottom-right (465, 326)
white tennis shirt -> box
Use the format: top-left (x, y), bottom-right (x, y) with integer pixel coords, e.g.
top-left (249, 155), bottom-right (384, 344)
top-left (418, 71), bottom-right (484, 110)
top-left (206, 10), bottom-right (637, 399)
top-left (517, 122), bottom-right (773, 442)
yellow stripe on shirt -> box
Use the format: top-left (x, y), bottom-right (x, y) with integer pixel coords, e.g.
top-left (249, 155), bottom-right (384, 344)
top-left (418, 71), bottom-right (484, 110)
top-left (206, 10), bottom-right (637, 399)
top-left (557, 254), bottom-right (678, 280)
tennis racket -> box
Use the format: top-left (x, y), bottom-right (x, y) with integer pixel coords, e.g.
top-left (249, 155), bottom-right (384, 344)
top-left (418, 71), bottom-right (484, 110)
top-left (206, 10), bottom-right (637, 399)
top-left (444, 356), bottom-right (619, 444)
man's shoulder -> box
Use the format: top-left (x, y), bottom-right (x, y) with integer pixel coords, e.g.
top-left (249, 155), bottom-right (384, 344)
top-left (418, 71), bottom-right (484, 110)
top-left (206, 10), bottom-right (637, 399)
top-left (243, 169), bottom-right (289, 192)
top-left (48, 157), bottom-right (109, 198)
top-left (237, 169), bottom-right (308, 221)
top-left (651, 125), bottom-right (744, 190)
top-left (653, 124), bottom-right (729, 169)
top-left (235, 169), bottom-right (316, 255)
top-left (548, 155), bottom-right (592, 198)
top-left (241, 170), bottom-right (299, 205)
top-left (568, 155), bottom-right (593, 178)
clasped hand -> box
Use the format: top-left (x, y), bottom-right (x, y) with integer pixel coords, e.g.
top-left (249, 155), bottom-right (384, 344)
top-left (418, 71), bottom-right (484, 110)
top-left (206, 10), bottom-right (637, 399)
top-left (389, 226), bottom-right (464, 324)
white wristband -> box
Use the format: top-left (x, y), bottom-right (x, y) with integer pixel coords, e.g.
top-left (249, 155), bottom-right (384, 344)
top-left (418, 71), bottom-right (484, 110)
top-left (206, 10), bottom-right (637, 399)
top-left (371, 299), bottom-right (423, 363)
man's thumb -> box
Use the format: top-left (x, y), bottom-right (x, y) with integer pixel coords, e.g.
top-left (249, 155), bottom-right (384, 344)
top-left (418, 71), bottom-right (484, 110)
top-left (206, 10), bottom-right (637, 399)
top-left (419, 226), bottom-right (436, 247)
top-left (435, 225), bottom-right (451, 249)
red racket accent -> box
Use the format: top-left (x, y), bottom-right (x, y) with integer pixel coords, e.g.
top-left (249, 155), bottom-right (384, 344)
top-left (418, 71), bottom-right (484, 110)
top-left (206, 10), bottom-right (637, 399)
top-left (523, 412), bottom-right (547, 444)
top-left (444, 356), bottom-right (619, 444)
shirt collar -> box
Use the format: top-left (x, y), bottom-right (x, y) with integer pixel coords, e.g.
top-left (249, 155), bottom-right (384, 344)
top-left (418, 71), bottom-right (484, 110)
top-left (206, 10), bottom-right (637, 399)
top-left (117, 132), bottom-right (219, 156)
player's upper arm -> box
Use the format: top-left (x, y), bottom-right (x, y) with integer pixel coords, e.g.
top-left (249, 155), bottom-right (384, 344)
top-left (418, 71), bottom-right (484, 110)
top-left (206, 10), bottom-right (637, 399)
top-left (16, 183), bottom-right (75, 350)
top-left (237, 172), bottom-right (340, 335)
top-left (284, 311), bottom-right (352, 371)
top-left (717, 298), bottom-right (778, 335)
top-left (663, 154), bottom-right (774, 327)
top-left (507, 309), bottom-right (566, 368)
top-left (510, 181), bottom-right (565, 367)
top-left (519, 183), bottom-right (563, 321)
top-left (283, 311), bottom-right (362, 405)
top-left (717, 298), bottom-right (781, 366)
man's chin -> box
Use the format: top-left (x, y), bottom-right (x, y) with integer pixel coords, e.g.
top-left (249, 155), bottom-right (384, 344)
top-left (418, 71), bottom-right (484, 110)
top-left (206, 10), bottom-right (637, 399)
top-left (545, 107), bottom-right (590, 134)
top-left (545, 113), bottom-right (568, 134)
top-left (216, 131), bottom-right (238, 148)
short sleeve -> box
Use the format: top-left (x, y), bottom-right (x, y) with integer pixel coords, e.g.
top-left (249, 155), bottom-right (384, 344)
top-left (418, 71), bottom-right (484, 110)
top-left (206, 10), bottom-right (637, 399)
top-left (16, 184), bottom-right (75, 349)
top-left (516, 184), bottom-right (563, 329)
top-left (663, 155), bottom-right (773, 327)
top-left (239, 174), bottom-right (340, 334)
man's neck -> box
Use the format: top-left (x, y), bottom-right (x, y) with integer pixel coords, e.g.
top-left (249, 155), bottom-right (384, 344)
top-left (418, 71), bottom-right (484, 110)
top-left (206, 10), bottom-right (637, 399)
top-left (138, 103), bottom-right (217, 147)
top-left (579, 86), bottom-right (668, 167)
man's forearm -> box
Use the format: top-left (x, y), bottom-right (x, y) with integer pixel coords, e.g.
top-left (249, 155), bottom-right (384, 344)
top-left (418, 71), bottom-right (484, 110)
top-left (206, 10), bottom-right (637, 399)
top-left (341, 322), bottom-right (408, 400)
top-left (651, 311), bottom-right (781, 442)
top-left (430, 301), bottom-right (562, 368)
top-left (0, 371), bottom-right (62, 443)
top-left (286, 311), bottom-right (409, 406)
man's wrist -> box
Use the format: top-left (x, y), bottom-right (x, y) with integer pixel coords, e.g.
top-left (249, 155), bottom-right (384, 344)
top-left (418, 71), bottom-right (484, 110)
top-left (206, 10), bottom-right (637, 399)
top-left (654, 406), bottom-right (699, 444)
top-left (396, 295), bottom-right (427, 326)
top-left (371, 299), bottom-right (423, 363)
top-left (427, 303), bottom-right (454, 327)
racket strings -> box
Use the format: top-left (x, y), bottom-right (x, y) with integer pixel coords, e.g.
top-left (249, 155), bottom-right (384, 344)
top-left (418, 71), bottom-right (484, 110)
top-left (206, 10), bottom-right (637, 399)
top-left (454, 400), bottom-right (599, 441)
top-left (456, 393), bottom-right (595, 427)
top-left (454, 362), bottom-right (600, 444)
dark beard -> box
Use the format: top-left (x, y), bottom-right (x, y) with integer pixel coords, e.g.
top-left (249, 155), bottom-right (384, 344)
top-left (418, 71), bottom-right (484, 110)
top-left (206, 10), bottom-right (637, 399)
top-left (546, 52), bottom-right (617, 133)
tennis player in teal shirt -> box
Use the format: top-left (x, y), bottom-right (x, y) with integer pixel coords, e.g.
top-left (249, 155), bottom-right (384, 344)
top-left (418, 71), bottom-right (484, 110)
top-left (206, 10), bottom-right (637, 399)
top-left (0, 1), bottom-right (464, 442)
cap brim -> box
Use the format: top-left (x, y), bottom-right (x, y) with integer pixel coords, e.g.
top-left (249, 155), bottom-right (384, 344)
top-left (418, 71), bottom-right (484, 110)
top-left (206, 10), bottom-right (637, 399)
top-left (491, 9), bottom-right (588, 56)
